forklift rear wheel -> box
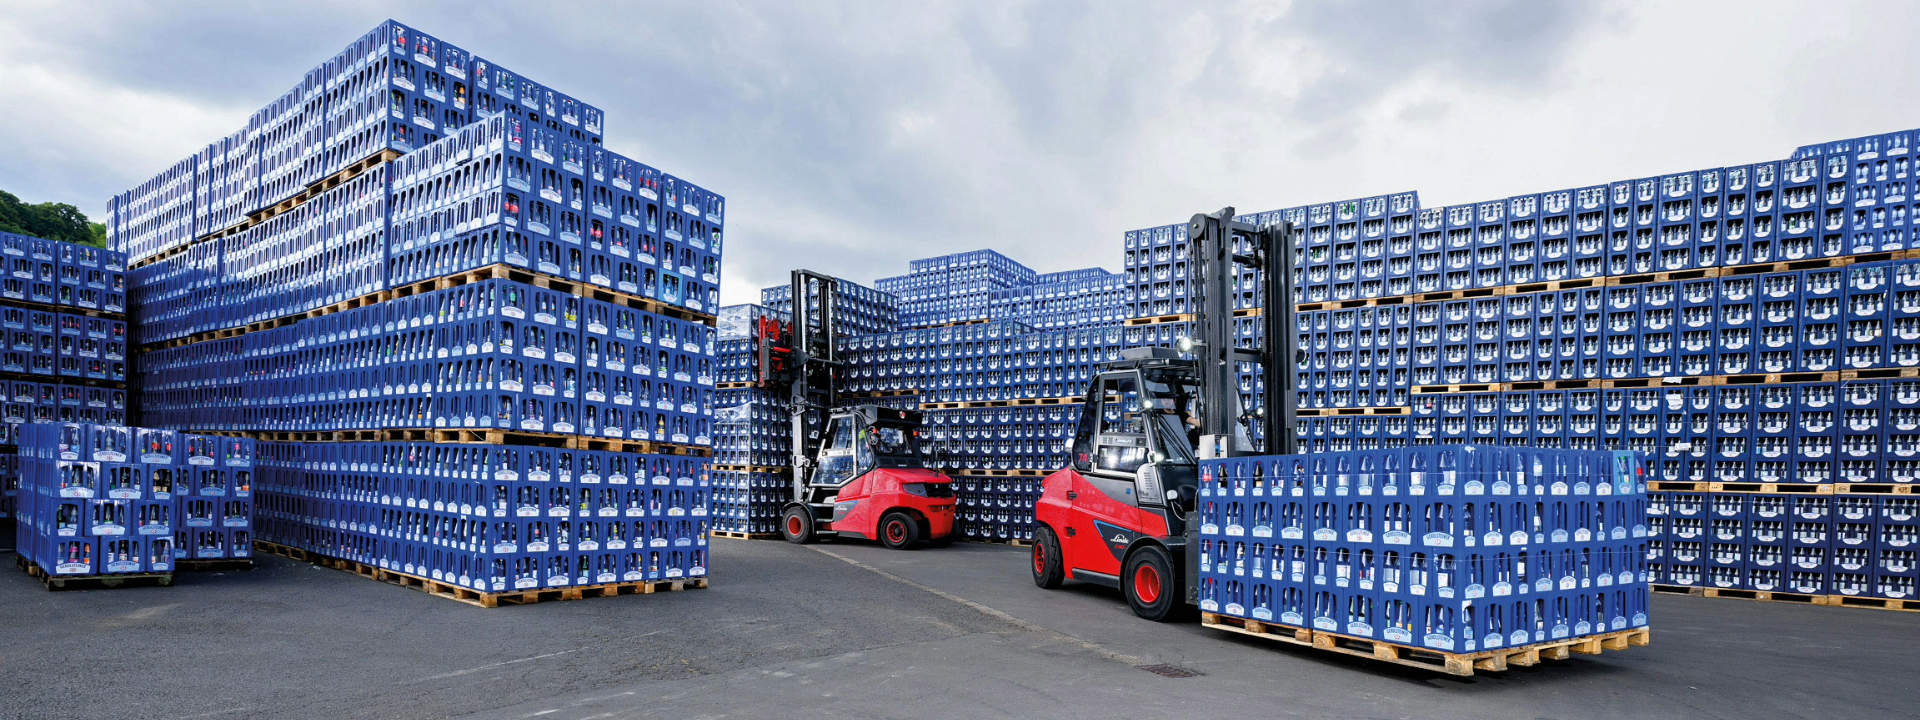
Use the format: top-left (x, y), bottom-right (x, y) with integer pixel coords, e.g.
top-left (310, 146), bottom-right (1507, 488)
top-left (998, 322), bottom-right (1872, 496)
top-left (1122, 545), bottom-right (1179, 622)
top-left (781, 507), bottom-right (816, 544)
top-left (1031, 526), bottom-right (1064, 589)
top-left (879, 511), bottom-right (921, 550)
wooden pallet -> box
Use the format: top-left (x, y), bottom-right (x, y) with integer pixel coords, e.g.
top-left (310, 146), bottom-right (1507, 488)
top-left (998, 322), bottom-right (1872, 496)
top-left (1825, 595), bottom-right (1920, 613)
top-left (1414, 286), bottom-right (1507, 303)
top-left (1601, 376), bottom-right (1720, 388)
top-left (1841, 368), bottom-right (1920, 380)
top-left (1125, 313), bottom-right (1193, 327)
top-left (19, 556), bottom-right (175, 590)
top-left (712, 464), bottom-right (787, 474)
top-left (1607, 268), bottom-right (1721, 286)
top-left (1720, 371), bottom-right (1838, 385)
top-left (1414, 383), bottom-right (1506, 394)
top-left (1709, 482), bottom-right (1833, 494)
top-left (176, 558), bottom-right (254, 573)
top-left (1200, 612), bottom-right (1649, 677)
top-left (1718, 256), bottom-right (1859, 277)
top-left (1646, 481), bottom-right (1710, 492)
top-left (1295, 406), bottom-right (1411, 416)
top-left (566, 436), bottom-right (712, 457)
top-left (433, 428), bottom-right (573, 447)
top-left (1696, 587), bottom-right (1827, 606)
top-left (1831, 483), bottom-right (1916, 495)
top-left (1234, 307), bottom-right (1270, 317)
top-left (1294, 296), bottom-right (1410, 312)
top-left (711, 530), bottom-right (778, 540)
top-left (962, 536), bottom-right (1033, 547)
top-left (842, 388), bottom-right (921, 398)
top-left (1508, 277), bottom-right (1605, 295)
top-left (256, 541), bottom-right (707, 608)
top-left (1502, 379), bottom-right (1601, 391)
top-left (1649, 583), bottom-right (1705, 596)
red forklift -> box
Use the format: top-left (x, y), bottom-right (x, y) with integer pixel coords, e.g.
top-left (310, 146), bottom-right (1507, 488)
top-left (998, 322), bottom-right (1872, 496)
top-left (1030, 209), bottom-right (1297, 619)
top-left (756, 270), bottom-right (957, 549)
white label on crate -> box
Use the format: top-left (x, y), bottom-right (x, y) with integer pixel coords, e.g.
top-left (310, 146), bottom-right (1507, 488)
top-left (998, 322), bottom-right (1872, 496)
top-left (586, 391), bottom-right (606, 402)
top-left (524, 348), bottom-right (545, 359)
top-left (548, 507), bottom-right (569, 517)
top-left (553, 422), bottom-right (575, 433)
top-left (651, 538), bottom-right (667, 547)
top-left (1312, 529), bottom-right (1336, 542)
top-left (556, 352), bottom-right (576, 364)
top-left (599, 507), bottom-right (619, 517)
top-left (1346, 529), bottom-right (1371, 543)
top-left (501, 380), bottom-right (524, 392)
top-left (1423, 532), bottom-right (1453, 547)
top-left (607, 539), bottom-right (627, 550)
top-left (1281, 527), bottom-right (1302, 539)
top-left (533, 385), bottom-right (555, 397)
top-left (607, 361), bottom-right (626, 372)
top-left (625, 507), bottom-right (645, 517)
top-left (516, 507), bottom-right (539, 518)
top-left (668, 507), bottom-right (685, 517)
top-left (521, 420), bottom-right (544, 431)
top-left (656, 400), bottom-right (673, 411)
top-left (637, 252), bottom-right (657, 265)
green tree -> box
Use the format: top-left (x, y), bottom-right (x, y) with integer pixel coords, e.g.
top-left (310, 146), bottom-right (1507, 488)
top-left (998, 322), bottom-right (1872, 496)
top-left (0, 189), bottom-right (107, 248)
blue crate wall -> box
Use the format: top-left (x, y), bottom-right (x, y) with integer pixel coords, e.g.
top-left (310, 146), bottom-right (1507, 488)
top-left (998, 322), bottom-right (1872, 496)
top-left (760, 276), bottom-right (898, 337)
top-left (13, 423), bottom-right (252, 576)
top-left (108, 20), bottom-right (607, 266)
top-left (985, 268), bottom-right (1126, 330)
top-left (137, 277), bottom-right (717, 443)
top-left (1195, 446), bottom-right (1650, 650)
top-left (876, 249), bottom-right (1038, 327)
top-left (252, 441), bottom-right (709, 590)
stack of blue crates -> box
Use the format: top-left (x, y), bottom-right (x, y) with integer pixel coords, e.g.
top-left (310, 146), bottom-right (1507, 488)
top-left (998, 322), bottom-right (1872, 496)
top-left (13, 423), bottom-right (253, 577)
top-left (253, 441), bottom-right (708, 590)
top-left (986, 269), bottom-right (1127, 329)
top-left (107, 21), bottom-right (721, 592)
top-left (760, 278), bottom-right (898, 338)
top-left (876, 250), bottom-right (1042, 327)
top-left (1647, 491), bottom-right (1918, 600)
top-left (1197, 446), bottom-right (1650, 651)
top-left (0, 231), bottom-right (131, 547)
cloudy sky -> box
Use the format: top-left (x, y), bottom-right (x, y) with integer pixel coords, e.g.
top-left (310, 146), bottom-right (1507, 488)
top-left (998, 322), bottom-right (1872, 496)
top-left (2, 0), bottom-right (1916, 304)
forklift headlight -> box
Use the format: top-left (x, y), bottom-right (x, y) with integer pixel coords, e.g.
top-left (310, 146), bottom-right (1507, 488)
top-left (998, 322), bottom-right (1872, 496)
top-left (903, 483), bottom-right (928, 497)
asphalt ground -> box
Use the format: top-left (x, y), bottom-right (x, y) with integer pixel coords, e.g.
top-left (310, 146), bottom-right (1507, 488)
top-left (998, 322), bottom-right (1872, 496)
top-left (2, 539), bottom-right (1916, 720)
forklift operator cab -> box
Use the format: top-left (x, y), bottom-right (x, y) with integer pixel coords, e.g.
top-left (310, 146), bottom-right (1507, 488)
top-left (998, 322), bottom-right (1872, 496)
top-left (1033, 352), bottom-right (1202, 618)
top-left (781, 406), bottom-right (956, 549)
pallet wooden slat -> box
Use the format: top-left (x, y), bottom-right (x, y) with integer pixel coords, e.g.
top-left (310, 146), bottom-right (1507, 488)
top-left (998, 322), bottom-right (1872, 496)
top-left (1201, 612), bottom-right (1650, 677)
top-left (256, 541), bottom-right (707, 608)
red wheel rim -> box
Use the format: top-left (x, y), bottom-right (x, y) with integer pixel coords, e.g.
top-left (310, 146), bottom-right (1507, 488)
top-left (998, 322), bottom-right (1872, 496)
top-left (886, 519), bottom-right (907, 544)
top-left (1032, 543), bottom-right (1046, 575)
top-left (787, 516), bottom-right (803, 537)
top-left (1133, 564), bottom-right (1162, 604)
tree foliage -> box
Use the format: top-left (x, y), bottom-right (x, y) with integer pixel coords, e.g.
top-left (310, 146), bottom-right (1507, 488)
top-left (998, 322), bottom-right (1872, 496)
top-left (0, 190), bottom-right (107, 248)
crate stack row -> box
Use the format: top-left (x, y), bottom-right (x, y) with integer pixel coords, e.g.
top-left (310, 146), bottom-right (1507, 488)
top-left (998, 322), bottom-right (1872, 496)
top-left (13, 423), bottom-right (253, 578)
top-left (875, 250), bottom-right (1042, 328)
top-left (1098, 125), bottom-right (1920, 605)
top-left (254, 442), bottom-right (709, 591)
top-left (985, 268), bottom-right (1128, 330)
top-left (1648, 492), bottom-right (1918, 602)
top-left (108, 19), bottom-right (604, 265)
top-left (1197, 446), bottom-right (1651, 654)
top-left (712, 325), bottom-right (793, 535)
top-left (759, 277), bottom-right (898, 338)
top-left (0, 230), bottom-right (132, 547)
top-left (111, 21), bottom-right (722, 598)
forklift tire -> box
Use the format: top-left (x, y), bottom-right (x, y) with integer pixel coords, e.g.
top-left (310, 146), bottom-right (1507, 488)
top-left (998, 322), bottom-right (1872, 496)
top-left (1031, 526), bottom-right (1064, 589)
top-left (879, 511), bottom-right (921, 550)
top-left (781, 506), bottom-right (816, 544)
top-left (1122, 545), bottom-right (1179, 622)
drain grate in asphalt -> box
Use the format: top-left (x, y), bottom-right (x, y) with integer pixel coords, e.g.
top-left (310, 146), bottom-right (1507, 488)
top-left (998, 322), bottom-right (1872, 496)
top-left (1136, 664), bottom-right (1202, 678)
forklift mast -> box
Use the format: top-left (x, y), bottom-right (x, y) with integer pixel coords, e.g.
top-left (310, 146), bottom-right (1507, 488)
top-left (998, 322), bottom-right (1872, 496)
top-left (1185, 207), bottom-right (1297, 457)
top-left (785, 270), bottom-right (840, 496)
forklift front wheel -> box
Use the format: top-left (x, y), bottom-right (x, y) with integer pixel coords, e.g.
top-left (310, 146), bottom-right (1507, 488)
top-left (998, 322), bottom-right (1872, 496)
top-left (1122, 545), bottom-right (1179, 622)
top-left (1031, 526), bottom-right (1064, 589)
top-left (781, 506), bottom-right (816, 544)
